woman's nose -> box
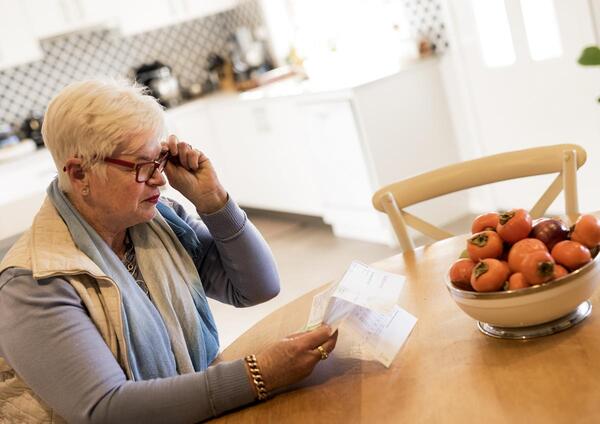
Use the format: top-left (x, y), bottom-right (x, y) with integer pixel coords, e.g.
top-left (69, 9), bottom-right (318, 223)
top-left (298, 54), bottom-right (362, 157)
top-left (147, 168), bottom-right (167, 187)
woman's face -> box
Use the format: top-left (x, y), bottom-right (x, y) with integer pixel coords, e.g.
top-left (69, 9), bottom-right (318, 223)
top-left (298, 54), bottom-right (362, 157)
top-left (86, 134), bottom-right (167, 231)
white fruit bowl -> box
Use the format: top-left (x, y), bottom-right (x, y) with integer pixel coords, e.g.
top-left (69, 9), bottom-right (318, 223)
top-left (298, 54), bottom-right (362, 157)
top-left (445, 254), bottom-right (600, 336)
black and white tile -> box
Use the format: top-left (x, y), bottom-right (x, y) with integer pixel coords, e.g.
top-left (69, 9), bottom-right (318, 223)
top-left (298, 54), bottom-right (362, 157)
top-left (403, 0), bottom-right (449, 53)
top-left (0, 0), bottom-right (264, 127)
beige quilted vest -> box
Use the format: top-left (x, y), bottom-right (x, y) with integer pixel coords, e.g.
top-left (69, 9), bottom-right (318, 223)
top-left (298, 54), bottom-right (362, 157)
top-left (0, 198), bottom-right (133, 423)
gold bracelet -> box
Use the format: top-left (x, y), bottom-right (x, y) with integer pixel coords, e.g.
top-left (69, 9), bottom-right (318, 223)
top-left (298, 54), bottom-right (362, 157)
top-left (244, 354), bottom-right (269, 401)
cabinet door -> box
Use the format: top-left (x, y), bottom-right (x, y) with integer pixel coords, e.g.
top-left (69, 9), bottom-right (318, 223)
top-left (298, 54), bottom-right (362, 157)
top-left (303, 101), bottom-right (374, 211)
top-left (0, 0), bottom-right (42, 69)
top-left (207, 99), bottom-right (321, 215)
top-left (166, 103), bottom-right (226, 175)
top-left (183, 0), bottom-right (239, 19)
top-left (116, 0), bottom-right (179, 35)
top-left (75, 0), bottom-right (118, 27)
top-left (162, 103), bottom-right (223, 214)
top-left (262, 99), bottom-right (322, 215)
top-left (24, 0), bottom-right (69, 39)
top-left (0, 149), bottom-right (56, 240)
top-left (302, 100), bottom-right (392, 243)
top-left (24, 0), bottom-right (116, 39)
top-left (206, 101), bottom-right (273, 208)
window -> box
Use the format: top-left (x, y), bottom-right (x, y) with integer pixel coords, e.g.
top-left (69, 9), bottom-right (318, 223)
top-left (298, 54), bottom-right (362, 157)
top-left (471, 0), bottom-right (563, 66)
top-left (471, 0), bottom-right (516, 67)
top-left (261, 0), bottom-right (414, 81)
top-left (520, 0), bottom-right (562, 61)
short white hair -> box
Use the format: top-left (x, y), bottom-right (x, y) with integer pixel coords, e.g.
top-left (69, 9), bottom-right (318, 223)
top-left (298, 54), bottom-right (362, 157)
top-left (42, 78), bottom-right (166, 192)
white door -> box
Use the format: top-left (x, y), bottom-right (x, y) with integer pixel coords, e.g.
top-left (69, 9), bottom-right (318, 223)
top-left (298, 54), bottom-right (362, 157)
top-left (444, 0), bottom-right (600, 214)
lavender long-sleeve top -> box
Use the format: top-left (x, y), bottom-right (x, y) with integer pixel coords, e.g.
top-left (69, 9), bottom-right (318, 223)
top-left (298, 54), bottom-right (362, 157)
top-left (0, 197), bottom-right (280, 423)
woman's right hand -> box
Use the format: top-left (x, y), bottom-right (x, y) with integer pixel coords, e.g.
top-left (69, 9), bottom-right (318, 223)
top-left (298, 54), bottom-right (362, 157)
top-left (161, 135), bottom-right (228, 214)
top-left (254, 325), bottom-right (338, 393)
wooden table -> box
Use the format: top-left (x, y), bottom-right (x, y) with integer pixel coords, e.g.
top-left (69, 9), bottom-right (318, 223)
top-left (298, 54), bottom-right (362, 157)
top-left (210, 235), bottom-right (600, 423)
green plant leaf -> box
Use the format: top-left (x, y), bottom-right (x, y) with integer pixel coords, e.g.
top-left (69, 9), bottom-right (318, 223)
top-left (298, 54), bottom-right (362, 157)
top-left (578, 46), bottom-right (600, 66)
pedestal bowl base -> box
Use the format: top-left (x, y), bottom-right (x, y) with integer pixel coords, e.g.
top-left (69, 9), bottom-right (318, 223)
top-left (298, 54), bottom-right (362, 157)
top-left (477, 301), bottom-right (592, 340)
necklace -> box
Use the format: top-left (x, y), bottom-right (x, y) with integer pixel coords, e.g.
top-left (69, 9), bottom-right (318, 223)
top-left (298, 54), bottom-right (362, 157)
top-left (122, 233), bottom-right (151, 297)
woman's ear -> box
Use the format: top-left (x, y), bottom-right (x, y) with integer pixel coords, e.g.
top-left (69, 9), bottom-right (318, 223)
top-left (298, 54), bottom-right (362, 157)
top-left (63, 158), bottom-right (89, 192)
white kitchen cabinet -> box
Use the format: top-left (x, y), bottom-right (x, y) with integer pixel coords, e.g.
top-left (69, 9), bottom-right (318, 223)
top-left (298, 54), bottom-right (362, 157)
top-left (166, 102), bottom-right (224, 170)
top-left (301, 99), bottom-right (392, 243)
top-left (116, 0), bottom-right (179, 35)
top-left (303, 101), bottom-right (373, 210)
top-left (207, 98), bottom-right (322, 215)
top-left (117, 0), bottom-right (239, 36)
top-left (23, 0), bottom-right (116, 39)
top-left (0, 149), bottom-right (56, 241)
top-left (183, 0), bottom-right (239, 19)
top-left (351, 59), bottom-right (469, 228)
top-left (206, 101), bottom-right (267, 207)
top-left (164, 101), bottom-right (229, 214)
top-left (0, 0), bottom-right (42, 69)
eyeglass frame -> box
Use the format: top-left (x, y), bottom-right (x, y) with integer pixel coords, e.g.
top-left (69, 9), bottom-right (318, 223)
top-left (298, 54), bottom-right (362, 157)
top-left (103, 150), bottom-right (171, 183)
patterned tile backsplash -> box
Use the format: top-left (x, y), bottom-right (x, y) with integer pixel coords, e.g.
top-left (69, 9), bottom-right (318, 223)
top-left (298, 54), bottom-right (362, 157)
top-left (403, 0), bottom-right (448, 53)
top-left (0, 0), bottom-right (448, 128)
top-left (0, 0), bottom-right (263, 127)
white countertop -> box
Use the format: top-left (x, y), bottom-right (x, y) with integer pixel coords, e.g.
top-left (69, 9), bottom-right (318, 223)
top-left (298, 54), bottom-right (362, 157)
top-left (167, 57), bottom-right (437, 111)
top-left (0, 147), bottom-right (56, 205)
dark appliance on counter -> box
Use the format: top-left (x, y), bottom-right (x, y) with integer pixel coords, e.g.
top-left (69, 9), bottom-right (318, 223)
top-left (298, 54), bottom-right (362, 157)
top-left (227, 27), bottom-right (273, 84)
top-left (20, 112), bottom-right (44, 147)
top-left (133, 61), bottom-right (182, 108)
top-left (205, 53), bottom-right (225, 93)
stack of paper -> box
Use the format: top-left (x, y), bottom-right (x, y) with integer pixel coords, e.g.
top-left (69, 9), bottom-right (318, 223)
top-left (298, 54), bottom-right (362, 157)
top-left (306, 261), bottom-right (417, 368)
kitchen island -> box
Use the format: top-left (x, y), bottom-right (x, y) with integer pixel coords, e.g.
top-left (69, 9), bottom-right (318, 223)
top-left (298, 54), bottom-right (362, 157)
top-left (0, 57), bottom-right (465, 245)
top-left (166, 57), bottom-right (466, 245)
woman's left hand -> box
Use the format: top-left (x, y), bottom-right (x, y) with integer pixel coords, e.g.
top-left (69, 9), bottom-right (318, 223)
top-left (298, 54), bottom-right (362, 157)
top-left (162, 134), bottom-right (228, 214)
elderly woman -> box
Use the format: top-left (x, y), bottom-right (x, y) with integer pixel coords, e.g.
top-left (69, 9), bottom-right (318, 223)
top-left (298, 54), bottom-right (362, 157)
top-left (0, 79), bottom-right (337, 423)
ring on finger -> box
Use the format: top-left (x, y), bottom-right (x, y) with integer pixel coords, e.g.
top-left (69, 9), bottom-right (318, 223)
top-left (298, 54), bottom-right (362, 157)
top-left (316, 345), bottom-right (328, 360)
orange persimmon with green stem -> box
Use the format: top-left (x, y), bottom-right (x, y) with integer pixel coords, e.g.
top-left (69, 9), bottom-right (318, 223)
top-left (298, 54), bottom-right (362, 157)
top-left (467, 230), bottom-right (503, 261)
top-left (496, 208), bottom-right (532, 244)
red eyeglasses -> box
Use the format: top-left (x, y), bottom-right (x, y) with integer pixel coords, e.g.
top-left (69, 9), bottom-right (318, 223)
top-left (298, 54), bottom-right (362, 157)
top-left (103, 150), bottom-right (170, 183)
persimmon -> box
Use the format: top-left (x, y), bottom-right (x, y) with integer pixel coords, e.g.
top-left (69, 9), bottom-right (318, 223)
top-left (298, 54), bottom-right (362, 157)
top-left (507, 238), bottom-right (548, 272)
top-left (449, 258), bottom-right (476, 290)
top-left (508, 273), bottom-right (530, 290)
top-left (499, 260), bottom-right (510, 276)
top-left (471, 258), bottom-right (510, 292)
top-left (467, 231), bottom-right (503, 261)
top-left (471, 212), bottom-right (500, 233)
top-left (570, 214), bottom-right (600, 249)
top-left (520, 250), bottom-right (555, 285)
top-left (553, 264), bottom-right (568, 280)
top-left (551, 240), bottom-right (591, 271)
top-left (496, 209), bottom-right (532, 244)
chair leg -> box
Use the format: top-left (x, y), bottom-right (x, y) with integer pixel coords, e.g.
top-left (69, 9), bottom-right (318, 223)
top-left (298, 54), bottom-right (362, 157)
top-left (382, 192), bottom-right (415, 252)
top-left (563, 149), bottom-right (579, 225)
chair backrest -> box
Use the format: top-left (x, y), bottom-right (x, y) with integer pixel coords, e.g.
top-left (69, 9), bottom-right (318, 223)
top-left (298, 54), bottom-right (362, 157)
top-left (372, 144), bottom-right (587, 252)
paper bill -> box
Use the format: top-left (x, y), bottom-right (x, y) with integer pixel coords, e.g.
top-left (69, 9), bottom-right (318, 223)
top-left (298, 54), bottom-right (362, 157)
top-left (305, 283), bottom-right (336, 330)
top-left (331, 261), bottom-right (405, 315)
top-left (344, 305), bottom-right (417, 368)
top-left (304, 261), bottom-right (416, 367)
top-left (305, 283), bottom-right (355, 331)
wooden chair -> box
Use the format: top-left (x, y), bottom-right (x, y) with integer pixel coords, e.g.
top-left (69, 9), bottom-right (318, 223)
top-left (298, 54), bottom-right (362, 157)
top-left (372, 144), bottom-right (587, 252)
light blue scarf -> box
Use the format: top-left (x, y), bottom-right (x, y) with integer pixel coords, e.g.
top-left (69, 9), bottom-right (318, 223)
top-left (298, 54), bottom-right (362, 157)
top-left (47, 179), bottom-right (219, 380)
